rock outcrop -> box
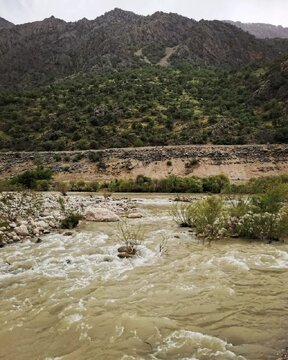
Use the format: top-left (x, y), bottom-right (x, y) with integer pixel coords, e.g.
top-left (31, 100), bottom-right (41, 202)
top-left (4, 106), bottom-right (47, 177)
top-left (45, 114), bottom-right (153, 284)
top-left (0, 9), bottom-right (287, 88)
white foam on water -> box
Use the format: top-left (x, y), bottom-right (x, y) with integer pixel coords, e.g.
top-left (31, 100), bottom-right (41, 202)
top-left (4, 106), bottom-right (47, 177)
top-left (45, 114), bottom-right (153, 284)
top-left (212, 255), bottom-right (250, 272)
top-left (247, 248), bottom-right (288, 271)
top-left (64, 313), bottom-right (83, 325)
top-left (152, 330), bottom-right (247, 360)
top-left (0, 229), bottom-right (160, 296)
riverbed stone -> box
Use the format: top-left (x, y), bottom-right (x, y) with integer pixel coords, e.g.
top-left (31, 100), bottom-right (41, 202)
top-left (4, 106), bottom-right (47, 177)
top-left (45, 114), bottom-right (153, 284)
top-left (117, 246), bottom-right (136, 254)
top-left (84, 206), bottom-right (120, 222)
top-left (12, 234), bottom-right (20, 241)
top-left (117, 252), bottom-right (134, 258)
top-left (15, 224), bottom-right (29, 236)
top-left (127, 212), bottom-right (143, 219)
top-left (36, 220), bottom-right (49, 229)
top-left (0, 193), bottom-right (131, 247)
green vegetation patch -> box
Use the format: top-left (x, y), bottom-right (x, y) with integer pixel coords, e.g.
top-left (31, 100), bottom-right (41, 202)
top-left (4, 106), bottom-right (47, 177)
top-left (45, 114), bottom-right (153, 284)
top-left (0, 58), bottom-right (287, 151)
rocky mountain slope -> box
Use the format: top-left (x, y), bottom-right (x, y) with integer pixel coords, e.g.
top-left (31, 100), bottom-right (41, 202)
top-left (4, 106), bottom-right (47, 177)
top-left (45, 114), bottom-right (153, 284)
top-left (225, 21), bottom-right (288, 39)
top-left (0, 9), bottom-right (288, 88)
top-left (0, 17), bottom-right (14, 29)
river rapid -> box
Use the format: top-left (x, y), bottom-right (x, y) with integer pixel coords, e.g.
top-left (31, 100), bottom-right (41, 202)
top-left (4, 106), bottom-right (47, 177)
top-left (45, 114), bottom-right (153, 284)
top-left (0, 194), bottom-right (287, 360)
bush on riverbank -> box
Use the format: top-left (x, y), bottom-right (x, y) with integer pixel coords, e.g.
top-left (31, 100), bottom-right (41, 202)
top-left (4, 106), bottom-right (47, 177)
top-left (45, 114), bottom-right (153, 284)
top-left (10, 167), bottom-right (53, 189)
top-left (224, 174), bottom-right (288, 195)
top-left (60, 212), bottom-right (83, 229)
top-left (174, 187), bottom-right (288, 242)
top-left (3, 172), bottom-right (288, 197)
top-left (60, 174), bottom-right (229, 194)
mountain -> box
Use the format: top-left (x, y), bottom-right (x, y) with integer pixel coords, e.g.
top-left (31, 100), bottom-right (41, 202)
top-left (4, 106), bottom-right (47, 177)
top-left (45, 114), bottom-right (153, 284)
top-left (0, 17), bottom-right (14, 29)
top-left (0, 9), bottom-right (288, 88)
top-left (0, 57), bottom-right (287, 151)
top-left (224, 21), bottom-right (288, 39)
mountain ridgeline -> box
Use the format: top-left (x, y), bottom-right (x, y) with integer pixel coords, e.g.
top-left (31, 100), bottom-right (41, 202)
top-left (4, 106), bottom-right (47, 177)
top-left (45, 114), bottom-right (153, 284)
top-left (0, 9), bottom-right (288, 88)
top-left (0, 17), bottom-right (14, 30)
top-left (224, 21), bottom-right (288, 39)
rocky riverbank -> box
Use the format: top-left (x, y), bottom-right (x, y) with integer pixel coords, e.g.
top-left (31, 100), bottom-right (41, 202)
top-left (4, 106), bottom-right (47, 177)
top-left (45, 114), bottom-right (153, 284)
top-left (277, 349), bottom-right (288, 360)
top-left (0, 192), bottom-right (132, 247)
top-left (0, 145), bottom-right (288, 183)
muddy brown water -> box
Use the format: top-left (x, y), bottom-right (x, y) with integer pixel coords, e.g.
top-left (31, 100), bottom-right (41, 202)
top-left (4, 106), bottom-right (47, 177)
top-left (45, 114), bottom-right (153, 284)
top-left (0, 194), bottom-right (288, 360)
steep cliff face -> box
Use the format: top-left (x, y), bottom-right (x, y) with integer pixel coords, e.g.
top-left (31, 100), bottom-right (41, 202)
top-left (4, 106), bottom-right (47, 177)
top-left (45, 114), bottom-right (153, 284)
top-left (171, 20), bottom-right (275, 66)
top-left (225, 21), bottom-right (288, 39)
top-left (0, 9), bottom-right (287, 88)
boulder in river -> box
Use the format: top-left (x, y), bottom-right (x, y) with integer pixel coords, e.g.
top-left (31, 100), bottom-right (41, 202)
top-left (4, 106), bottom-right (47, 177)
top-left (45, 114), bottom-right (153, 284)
top-left (84, 206), bottom-right (120, 222)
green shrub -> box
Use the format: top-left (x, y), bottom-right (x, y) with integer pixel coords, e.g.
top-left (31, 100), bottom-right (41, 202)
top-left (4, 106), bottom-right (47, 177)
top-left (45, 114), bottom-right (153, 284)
top-left (173, 188), bottom-right (288, 242)
top-left (185, 159), bottom-right (199, 168)
top-left (171, 202), bottom-right (193, 227)
top-left (10, 167), bottom-right (53, 189)
top-left (233, 186), bottom-right (288, 240)
top-left (202, 175), bottom-right (230, 193)
top-left (187, 196), bottom-right (227, 240)
top-left (54, 181), bottom-right (69, 195)
top-left (88, 151), bottom-right (103, 163)
top-left (226, 175), bottom-right (288, 195)
top-left (85, 181), bottom-right (99, 192)
top-left (35, 179), bottom-right (50, 191)
top-left (235, 210), bottom-right (288, 241)
top-left (72, 153), bottom-right (84, 162)
top-left (60, 212), bottom-right (82, 229)
top-left (53, 154), bottom-right (62, 162)
top-left (70, 180), bottom-right (86, 191)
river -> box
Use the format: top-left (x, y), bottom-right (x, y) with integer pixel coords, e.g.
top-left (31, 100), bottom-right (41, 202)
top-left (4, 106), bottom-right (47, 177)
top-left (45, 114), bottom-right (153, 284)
top-left (0, 194), bottom-right (287, 360)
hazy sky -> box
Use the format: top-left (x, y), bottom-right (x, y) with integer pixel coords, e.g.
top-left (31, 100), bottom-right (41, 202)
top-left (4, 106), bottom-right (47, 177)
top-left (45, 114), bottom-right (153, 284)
top-left (1, 0), bottom-right (287, 26)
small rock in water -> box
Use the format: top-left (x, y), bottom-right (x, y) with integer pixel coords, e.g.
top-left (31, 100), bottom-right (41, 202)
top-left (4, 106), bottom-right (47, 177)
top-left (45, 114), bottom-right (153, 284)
top-left (117, 252), bottom-right (134, 259)
top-left (103, 256), bottom-right (113, 262)
top-left (35, 238), bottom-right (42, 244)
top-left (117, 246), bottom-right (136, 255)
top-left (63, 231), bottom-right (73, 236)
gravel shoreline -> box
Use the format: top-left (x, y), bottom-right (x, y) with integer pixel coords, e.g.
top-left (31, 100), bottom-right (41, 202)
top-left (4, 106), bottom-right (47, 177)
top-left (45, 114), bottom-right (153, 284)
top-left (0, 192), bottom-right (131, 247)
